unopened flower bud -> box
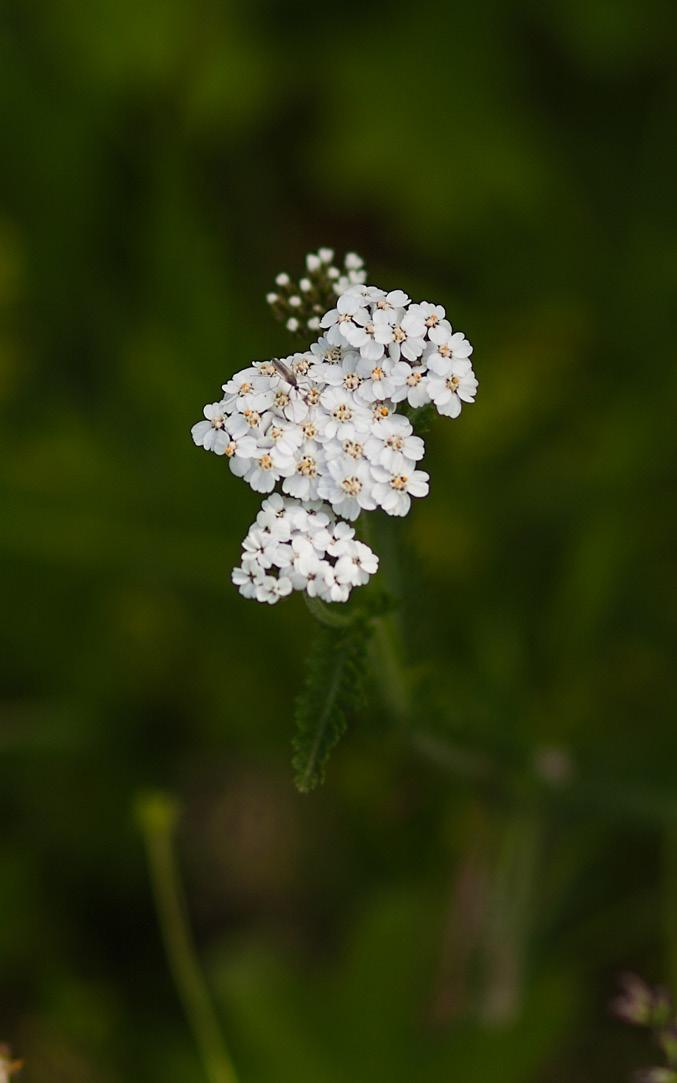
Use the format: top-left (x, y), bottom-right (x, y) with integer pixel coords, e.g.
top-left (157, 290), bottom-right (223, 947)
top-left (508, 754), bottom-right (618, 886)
top-left (344, 252), bottom-right (363, 270)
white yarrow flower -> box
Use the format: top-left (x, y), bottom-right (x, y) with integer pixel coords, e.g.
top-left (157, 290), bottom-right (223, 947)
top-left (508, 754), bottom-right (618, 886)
top-left (192, 256), bottom-right (477, 603)
top-left (427, 359), bottom-right (478, 418)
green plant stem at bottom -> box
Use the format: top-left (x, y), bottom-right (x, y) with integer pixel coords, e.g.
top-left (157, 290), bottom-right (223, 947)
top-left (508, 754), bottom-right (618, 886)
top-left (137, 793), bottom-right (240, 1083)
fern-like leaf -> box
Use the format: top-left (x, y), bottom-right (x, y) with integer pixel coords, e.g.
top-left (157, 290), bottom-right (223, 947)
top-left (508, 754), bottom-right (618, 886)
top-left (292, 614), bottom-right (372, 793)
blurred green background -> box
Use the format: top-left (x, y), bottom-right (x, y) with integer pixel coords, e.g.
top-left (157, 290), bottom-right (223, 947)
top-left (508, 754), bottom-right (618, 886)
top-left (1, 1), bottom-right (676, 1080)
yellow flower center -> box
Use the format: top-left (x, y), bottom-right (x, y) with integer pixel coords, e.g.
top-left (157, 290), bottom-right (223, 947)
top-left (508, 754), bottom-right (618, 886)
top-left (341, 476), bottom-right (362, 495)
top-left (297, 456), bottom-right (317, 477)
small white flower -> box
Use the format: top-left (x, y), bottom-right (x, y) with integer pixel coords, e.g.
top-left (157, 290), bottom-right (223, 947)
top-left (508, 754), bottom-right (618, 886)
top-left (319, 458), bottom-right (376, 520)
top-left (270, 383), bottom-right (309, 424)
top-left (317, 566), bottom-right (351, 603)
top-left (364, 414), bottom-right (424, 472)
top-left (334, 540), bottom-right (379, 586)
top-left (232, 557), bottom-right (265, 599)
top-left (286, 316), bottom-right (299, 332)
top-left (387, 308), bottom-right (427, 363)
top-left (367, 399), bottom-right (397, 433)
top-left (256, 573), bottom-right (293, 604)
top-left (265, 418), bottom-right (303, 457)
top-left (318, 247), bottom-right (335, 264)
top-left (282, 441), bottom-right (325, 502)
top-left (427, 359), bottom-right (478, 418)
top-left (342, 309), bottom-right (386, 362)
top-left (290, 533), bottom-right (322, 579)
top-left (266, 292), bottom-right (278, 304)
top-left (191, 401), bottom-right (231, 452)
top-left (310, 335), bottom-right (343, 365)
top-left (319, 387), bottom-right (371, 441)
top-left (275, 272), bottom-right (290, 286)
top-left (237, 406), bottom-right (272, 438)
top-left (417, 301), bottom-right (446, 332)
top-left (355, 354), bottom-right (399, 402)
top-left (425, 328), bottom-right (473, 375)
top-left (256, 493), bottom-right (293, 540)
top-left (221, 414), bottom-right (258, 475)
top-left (306, 253), bottom-right (321, 272)
top-left (371, 467), bottom-right (430, 517)
top-left (242, 526), bottom-right (285, 569)
top-left (373, 289), bottom-right (410, 319)
top-left (320, 290), bottom-right (369, 345)
top-left (389, 362), bottom-right (431, 408)
top-left (325, 519), bottom-right (356, 556)
top-left (222, 368), bottom-right (270, 411)
top-left (245, 444), bottom-right (294, 493)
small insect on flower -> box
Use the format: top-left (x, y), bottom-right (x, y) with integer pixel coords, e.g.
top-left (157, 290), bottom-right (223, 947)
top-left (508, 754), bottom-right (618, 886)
top-left (271, 358), bottom-right (298, 389)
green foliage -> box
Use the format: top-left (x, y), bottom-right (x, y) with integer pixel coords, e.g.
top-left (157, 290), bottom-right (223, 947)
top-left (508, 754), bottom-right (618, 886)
top-left (292, 611), bottom-right (373, 793)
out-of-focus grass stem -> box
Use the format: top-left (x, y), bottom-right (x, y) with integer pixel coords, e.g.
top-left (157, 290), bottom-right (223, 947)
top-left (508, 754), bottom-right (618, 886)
top-left (137, 793), bottom-right (240, 1083)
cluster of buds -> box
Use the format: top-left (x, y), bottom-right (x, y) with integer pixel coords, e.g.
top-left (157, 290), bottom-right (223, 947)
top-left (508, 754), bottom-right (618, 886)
top-left (266, 248), bottom-right (367, 336)
top-left (613, 974), bottom-right (677, 1083)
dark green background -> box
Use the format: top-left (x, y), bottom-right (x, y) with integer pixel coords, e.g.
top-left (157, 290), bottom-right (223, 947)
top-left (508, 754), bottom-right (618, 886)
top-left (1, 1), bottom-right (676, 1079)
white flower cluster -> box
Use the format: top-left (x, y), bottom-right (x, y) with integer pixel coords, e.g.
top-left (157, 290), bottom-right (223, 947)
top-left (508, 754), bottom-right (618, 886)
top-left (192, 263), bottom-right (478, 604)
top-left (232, 494), bottom-right (379, 604)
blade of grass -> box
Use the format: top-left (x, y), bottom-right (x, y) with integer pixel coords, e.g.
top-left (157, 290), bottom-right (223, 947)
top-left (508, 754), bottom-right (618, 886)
top-left (137, 792), bottom-right (240, 1083)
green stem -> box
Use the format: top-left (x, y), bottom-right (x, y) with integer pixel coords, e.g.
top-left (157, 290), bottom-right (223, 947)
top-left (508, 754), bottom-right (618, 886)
top-left (371, 612), bottom-right (411, 723)
top-left (137, 793), bottom-right (240, 1083)
top-left (302, 592), bottom-right (354, 628)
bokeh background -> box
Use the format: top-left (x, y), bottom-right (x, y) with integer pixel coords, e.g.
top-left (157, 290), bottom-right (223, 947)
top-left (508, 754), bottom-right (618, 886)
top-left (2, 1), bottom-right (676, 1080)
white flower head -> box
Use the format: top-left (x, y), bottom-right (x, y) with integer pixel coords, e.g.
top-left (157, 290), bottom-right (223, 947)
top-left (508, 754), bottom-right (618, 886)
top-left (192, 258), bottom-right (477, 603)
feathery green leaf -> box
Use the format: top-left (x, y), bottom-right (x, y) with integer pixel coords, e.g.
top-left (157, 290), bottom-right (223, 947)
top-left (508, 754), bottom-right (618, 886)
top-left (292, 614), bottom-right (372, 794)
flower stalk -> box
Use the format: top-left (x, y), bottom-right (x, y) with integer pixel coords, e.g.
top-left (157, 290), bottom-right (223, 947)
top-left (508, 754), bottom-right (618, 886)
top-left (137, 793), bottom-right (240, 1083)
